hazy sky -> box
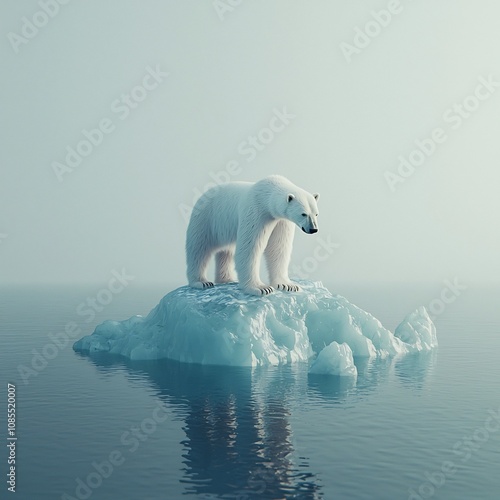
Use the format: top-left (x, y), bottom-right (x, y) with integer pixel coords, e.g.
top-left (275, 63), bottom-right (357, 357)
top-left (1, 0), bottom-right (500, 288)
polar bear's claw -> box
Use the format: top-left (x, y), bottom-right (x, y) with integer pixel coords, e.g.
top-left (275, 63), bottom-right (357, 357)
top-left (244, 285), bottom-right (275, 296)
top-left (190, 281), bottom-right (214, 290)
top-left (276, 283), bottom-right (300, 292)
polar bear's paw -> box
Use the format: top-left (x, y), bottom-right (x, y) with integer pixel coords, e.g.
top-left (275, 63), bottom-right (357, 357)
top-left (275, 282), bottom-right (301, 292)
top-left (245, 285), bottom-right (275, 296)
top-left (191, 281), bottom-right (215, 290)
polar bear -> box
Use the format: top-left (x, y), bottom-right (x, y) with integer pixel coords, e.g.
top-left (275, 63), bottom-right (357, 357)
top-left (186, 175), bottom-right (319, 296)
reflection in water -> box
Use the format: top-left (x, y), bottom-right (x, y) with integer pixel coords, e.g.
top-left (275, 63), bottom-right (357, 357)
top-left (79, 350), bottom-right (435, 499)
top-left (395, 350), bottom-right (438, 390)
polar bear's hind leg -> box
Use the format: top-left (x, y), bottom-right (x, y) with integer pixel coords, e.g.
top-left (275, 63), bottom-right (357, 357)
top-left (215, 249), bottom-right (237, 283)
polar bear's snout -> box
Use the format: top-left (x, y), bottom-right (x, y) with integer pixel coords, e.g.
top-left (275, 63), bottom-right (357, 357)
top-left (302, 216), bottom-right (319, 234)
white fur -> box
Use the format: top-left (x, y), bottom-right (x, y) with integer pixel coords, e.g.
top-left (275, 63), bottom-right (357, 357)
top-left (186, 175), bottom-right (319, 296)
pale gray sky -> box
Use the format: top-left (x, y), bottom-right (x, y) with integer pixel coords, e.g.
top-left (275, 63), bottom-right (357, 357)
top-left (1, 0), bottom-right (499, 287)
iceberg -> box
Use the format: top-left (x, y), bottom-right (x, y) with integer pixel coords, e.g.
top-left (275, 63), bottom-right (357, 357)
top-left (73, 281), bottom-right (437, 372)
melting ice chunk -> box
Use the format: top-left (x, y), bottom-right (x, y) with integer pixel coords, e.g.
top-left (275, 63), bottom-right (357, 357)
top-left (73, 280), bottom-right (437, 368)
top-left (394, 306), bottom-right (438, 352)
top-left (309, 342), bottom-right (357, 377)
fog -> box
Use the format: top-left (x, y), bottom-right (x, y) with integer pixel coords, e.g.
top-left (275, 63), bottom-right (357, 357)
top-left (1, 0), bottom-right (499, 288)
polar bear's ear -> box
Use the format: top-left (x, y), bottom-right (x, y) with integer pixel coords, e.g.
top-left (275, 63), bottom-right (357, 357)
top-left (313, 193), bottom-right (320, 201)
top-left (287, 194), bottom-right (295, 202)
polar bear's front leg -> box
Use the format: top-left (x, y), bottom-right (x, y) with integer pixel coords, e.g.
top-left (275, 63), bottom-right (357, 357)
top-left (235, 218), bottom-right (276, 296)
top-left (265, 220), bottom-right (300, 292)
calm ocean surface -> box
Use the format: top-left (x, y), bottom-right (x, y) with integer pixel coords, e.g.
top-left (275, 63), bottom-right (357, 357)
top-left (1, 283), bottom-right (499, 500)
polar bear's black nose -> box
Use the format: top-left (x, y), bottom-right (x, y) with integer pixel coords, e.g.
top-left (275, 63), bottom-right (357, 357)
top-left (309, 228), bottom-right (318, 234)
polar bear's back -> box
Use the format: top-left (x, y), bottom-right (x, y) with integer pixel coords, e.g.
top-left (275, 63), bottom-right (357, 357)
top-left (189, 181), bottom-right (253, 247)
top-left (194, 181), bottom-right (252, 216)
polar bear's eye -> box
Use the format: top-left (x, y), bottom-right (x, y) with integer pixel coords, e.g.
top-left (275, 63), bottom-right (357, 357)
top-left (301, 213), bottom-right (307, 217)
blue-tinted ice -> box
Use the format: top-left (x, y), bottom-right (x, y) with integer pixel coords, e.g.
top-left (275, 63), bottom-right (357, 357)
top-left (73, 281), bottom-right (437, 376)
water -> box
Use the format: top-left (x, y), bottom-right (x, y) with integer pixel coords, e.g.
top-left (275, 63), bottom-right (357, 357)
top-left (1, 284), bottom-right (499, 499)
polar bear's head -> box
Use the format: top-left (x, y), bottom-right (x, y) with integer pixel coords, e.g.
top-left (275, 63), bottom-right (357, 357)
top-left (286, 191), bottom-right (319, 234)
